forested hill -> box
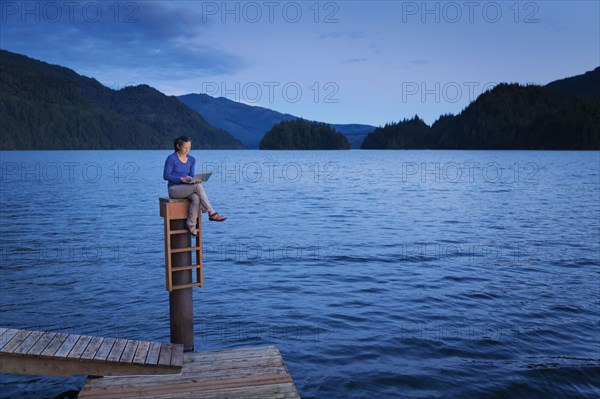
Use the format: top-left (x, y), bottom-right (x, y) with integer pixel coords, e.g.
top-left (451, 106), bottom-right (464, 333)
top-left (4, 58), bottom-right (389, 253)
top-left (362, 69), bottom-right (600, 150)
top-left (545, 66), bottom-right (600, 98)
top-left (0, 50), bottom-right (243, 150)
top-left (260, 119), bottom-right (350, 150)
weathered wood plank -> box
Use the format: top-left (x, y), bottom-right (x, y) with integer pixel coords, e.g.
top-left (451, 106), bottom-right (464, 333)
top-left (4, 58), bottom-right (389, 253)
top-left (155, 383), bottom-right (300, 399)
top-left (54, 334), bottom-right (81, 358)
top-left (0, 329), bottom-right (183, 378)
top-left (145, 341), bottom-right (161, 365)
top-left (40, 333), bottom-right (69, 357)
top-left (2, 330), bottom-right (32, 353)
top-left (27, 332), bottom-right (56, 356)
top-left (0, 327), bottom-right (8, 337)
top-left (67, 335), bottom-right (93, 359)
top-left (169, 344), bottom-right (183, 367)
top-left (184, 345), bottom-right (279, 362)
top-left (179, 358), bottom-right (286, 377)
top-left (0, 329), bottom-right (19, 350)
top-left (80, 373), bottom-right (294, 397)
top-left (132, 341), bottom-right (151, 365)
top-left (157, 343), bottom-right (172, 366)
top-left (0, 353), bottom-right (182, 377)
top-left (13, 330), bottom-right (44, 355)
top-left (119, 340), bottom-right (138, 363)
top-left (94, 337), bottom-right (116, 361)
top-left (78, 346), bottom-right (301, 399)
top-left (80, 336), bottom-right (104, 360)
top-left (106, 338), bottom-right (128, 363)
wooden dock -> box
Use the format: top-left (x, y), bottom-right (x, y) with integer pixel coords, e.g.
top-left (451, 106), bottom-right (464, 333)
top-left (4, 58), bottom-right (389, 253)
top-left (0, 328), bottom-right (183, 377)
top-left (79, 345), bottom-right (301, 398)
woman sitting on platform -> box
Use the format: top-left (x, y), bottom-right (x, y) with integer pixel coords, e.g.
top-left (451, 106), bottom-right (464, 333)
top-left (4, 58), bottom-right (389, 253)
top-left (163, 135), bottom-right (226, 236)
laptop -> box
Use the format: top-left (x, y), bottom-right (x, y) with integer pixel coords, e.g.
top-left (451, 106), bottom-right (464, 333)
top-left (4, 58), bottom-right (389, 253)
top-left (188, 172), bottom-right (212, 183)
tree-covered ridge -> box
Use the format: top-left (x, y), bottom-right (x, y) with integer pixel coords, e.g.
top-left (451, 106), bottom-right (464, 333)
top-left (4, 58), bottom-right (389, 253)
top-left (361, 116), bottom-right (430, 149)
top-left (0, 50), bottom-right (244, 150)
top-left (546, 66), bottom-right (600, 98)
top-left (259, 119), bottom-right (350, 150)
top-left (362, 83), bottom-right (600, 150)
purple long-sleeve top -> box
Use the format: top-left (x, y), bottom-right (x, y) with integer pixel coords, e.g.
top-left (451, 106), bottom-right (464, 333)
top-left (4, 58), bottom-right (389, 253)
top-left (163, 152), bottom-right (196, 187)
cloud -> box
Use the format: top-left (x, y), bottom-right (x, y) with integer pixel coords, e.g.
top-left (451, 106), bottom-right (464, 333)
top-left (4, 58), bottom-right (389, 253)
top-left (318, 30), bottom-right (366, 40)
top-left (341, 57), bottom-right (368, 64)
top-left (407, 59), bottom-right (431, 65)
top-left (0, 1), bottom-right (245, 79)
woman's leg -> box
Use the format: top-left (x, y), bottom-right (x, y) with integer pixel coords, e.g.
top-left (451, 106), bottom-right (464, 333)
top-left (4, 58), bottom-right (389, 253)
top-left (168, 184), bottom-right (200, 227)
top-left (192, 184), bottom-right (214, 214)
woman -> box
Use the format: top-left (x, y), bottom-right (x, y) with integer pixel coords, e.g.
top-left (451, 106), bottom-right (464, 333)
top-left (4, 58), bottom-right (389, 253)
top-left (163, 135), bottom-right (226, 236)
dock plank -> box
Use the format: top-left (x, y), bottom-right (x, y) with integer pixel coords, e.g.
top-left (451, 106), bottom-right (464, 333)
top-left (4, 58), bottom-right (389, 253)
top-left (78, 345), bottom-right (301, 399)
top-left (145, 342), bottom-right (161, 365)
top-left (132, 341), bottom-right (150, 365)
top-left (94, 337), bottom-right (116, 361)
top-left (0, 329), bottom-right (19, 350)
top-left (80, 337), bottom-right (104, 360)
top-left (67, 335), bottom-right (93, 359)
top-left (14, 330), bottom-right (44, 355)
top-left (27, 332), bottom-right (56, 356)
top-left (40, 333), bottom-right (69, 357)
top-left (169, 344), bottom-right (183, 367)
top-left (0, 329), bottom-right (183, 378)
top-left (3, 330), bottom-right (33, 353)
top-left (54, 334), bottom-right (81, 358)
top-left (157, 343), bottom-right (172, 366)
top-left (119, 340), bottom-right (138, 363)
top-left (106, 338), bottom-right (128, 363)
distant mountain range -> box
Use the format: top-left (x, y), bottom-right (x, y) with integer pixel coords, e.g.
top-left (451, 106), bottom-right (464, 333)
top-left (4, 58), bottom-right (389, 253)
top-left (1, 49), bottom-right (598, 150)
top-left (0, 50), bottom-right (243, 150)
top-left (177, 93), bottom-right (375, 149)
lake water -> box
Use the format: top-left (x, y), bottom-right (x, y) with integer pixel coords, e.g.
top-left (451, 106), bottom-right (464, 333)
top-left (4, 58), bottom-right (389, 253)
top-left (0, 150), bottom-right (598, 398)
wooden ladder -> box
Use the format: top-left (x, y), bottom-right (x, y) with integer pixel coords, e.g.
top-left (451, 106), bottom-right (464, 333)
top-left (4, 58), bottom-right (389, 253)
top-left (159, 198), bottom-right (203, 292)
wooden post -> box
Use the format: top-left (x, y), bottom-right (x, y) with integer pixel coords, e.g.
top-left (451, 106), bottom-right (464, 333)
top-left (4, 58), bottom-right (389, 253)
top-left (159, 198), bottom-right (203, 353)
top-left (169, 217), bottom-right (194, 352)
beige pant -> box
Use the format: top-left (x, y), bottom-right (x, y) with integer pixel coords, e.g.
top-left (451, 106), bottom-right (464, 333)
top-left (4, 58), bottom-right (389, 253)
top-left (168, 183), bottom-right (214, 226)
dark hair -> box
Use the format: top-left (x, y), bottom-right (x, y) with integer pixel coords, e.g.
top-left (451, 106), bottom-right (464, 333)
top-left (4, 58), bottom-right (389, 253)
top-left (173, 135), bottom-right (191, 151)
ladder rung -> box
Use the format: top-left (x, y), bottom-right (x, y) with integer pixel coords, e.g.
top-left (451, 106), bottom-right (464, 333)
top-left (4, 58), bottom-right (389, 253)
top-left (170, 229), bottom-right (190, 235)
top-left (172, 265), bottom-right (202, 272)
top-left (172, 282), bottom-right (203, 290)
top-left (171, 247), bottom-right (202, 253)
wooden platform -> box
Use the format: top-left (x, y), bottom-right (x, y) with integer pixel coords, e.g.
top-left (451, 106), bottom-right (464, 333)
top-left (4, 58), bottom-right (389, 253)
top-left (79, 345), bottom-right (301, 398)
top-left (0, 328), bottom-right (183, 377)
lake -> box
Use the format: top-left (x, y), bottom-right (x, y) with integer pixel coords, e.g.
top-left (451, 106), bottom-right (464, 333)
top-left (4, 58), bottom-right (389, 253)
top-left (0, 150), bottom-right (598, 398)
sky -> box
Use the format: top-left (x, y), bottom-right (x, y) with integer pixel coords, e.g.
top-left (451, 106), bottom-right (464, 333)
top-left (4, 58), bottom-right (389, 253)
top-left (1, 0), bottom-right (599, 126)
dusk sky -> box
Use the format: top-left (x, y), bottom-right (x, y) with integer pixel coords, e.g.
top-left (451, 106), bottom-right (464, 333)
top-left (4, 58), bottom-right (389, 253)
top-left (1, 0), bottom-right (598, 126)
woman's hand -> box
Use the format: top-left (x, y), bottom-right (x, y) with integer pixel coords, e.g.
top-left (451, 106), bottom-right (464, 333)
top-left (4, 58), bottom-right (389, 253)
top-left (180, 176), bottom-right (193, 183)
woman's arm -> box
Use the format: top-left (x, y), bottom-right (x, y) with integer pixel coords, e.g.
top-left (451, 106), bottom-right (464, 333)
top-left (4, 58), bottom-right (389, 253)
top-left (163, 155), bottom-right (183, 184)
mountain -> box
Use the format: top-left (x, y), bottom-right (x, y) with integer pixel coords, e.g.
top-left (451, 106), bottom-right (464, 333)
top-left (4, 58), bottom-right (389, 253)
top-left (430, 83), bottom-right (599, 149)
top-left (330, 123), bottom-right (376, 149)
top-left (177, 93), bottom-right (375, 149)
top-left (259, 119), bottom-right (350, 150)
top-left (546, 66), bottom-right (600, 98)
top-left (177, 93), bottom-right (295, 149)
top-left (361, 79), bottom-right (600, 150)
top-left (0, 50), bottom-right (243, 150)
